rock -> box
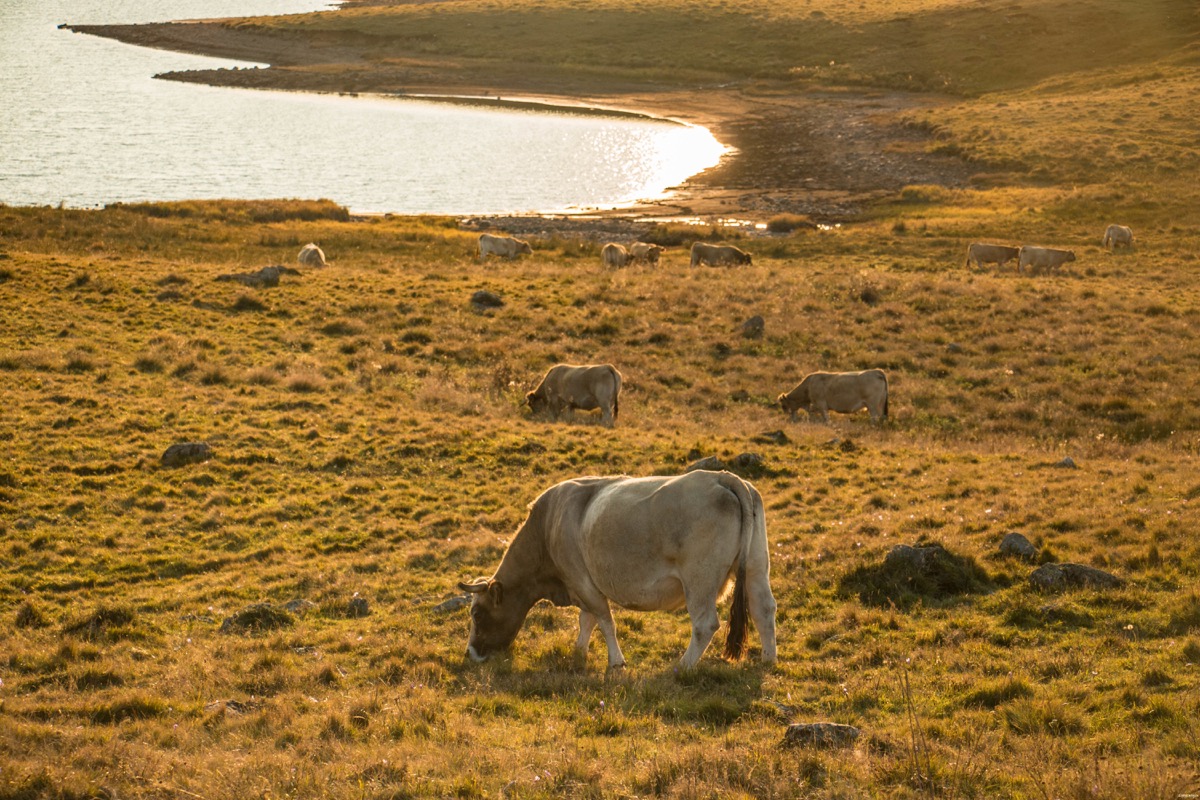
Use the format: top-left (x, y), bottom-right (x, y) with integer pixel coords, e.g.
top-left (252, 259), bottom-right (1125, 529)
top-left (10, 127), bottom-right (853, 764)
top-left (1029, 563), bottom-right (1123, 592)
top-left (215, 265), bottom-right (298, 288)
top-left (730, 389), bottom-right (751, 402)
top-left (739, 315), bottom-right (764, 339)
top-left (999, 532), bottom-right (1038, 562)
top-left (161, 442), bottom-right (213, 467)
top-left (220, 602), bottom-right (294, 634)
top-left (783, 722), bottom-right (861, 749)
top-left (946, 342), bottom-right (964, 354)
top-left (838, 542), bottom-right (994, 609)
top-left (283, 598), bottom-right (317, 615)
top-left (1055, 456), bottom-right (1078, 469)
top-left (729, 452), bottom-right (764, 471)
top-left (686, 455), bottom-right (725, 473)
top-left (471, 290), bottom-right (504, 310)
top-left (753, 430), bottom-right (790, 446)
top-left (347, 596), bottom-right (370, 618)
top-left (433, 595), bottom-right (470, 613)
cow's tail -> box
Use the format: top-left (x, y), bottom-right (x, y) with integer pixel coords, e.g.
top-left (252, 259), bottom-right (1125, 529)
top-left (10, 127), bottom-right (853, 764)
top-left (721, 474), bottom-right (758, 661)
top-left (882, 371), bottom-right (890, 420)
top-left (611, 366), bottom-right (623, 423)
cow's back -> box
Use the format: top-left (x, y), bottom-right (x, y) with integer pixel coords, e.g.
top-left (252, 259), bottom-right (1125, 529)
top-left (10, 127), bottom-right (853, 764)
top-left (574, 472), bottom-right (748, 610)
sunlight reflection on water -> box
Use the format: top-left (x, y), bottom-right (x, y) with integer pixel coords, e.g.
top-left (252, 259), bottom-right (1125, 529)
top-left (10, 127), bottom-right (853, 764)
top-left (0, 0), bottom-right (726, 214)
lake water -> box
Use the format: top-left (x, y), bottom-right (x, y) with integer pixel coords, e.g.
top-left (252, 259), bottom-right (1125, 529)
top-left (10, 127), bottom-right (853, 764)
top-left (0, 0), bottom-right (725, 215)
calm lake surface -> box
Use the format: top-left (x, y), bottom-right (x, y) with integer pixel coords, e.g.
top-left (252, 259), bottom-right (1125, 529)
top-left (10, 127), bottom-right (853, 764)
top-left (0, 0), bottom-right (725, 215)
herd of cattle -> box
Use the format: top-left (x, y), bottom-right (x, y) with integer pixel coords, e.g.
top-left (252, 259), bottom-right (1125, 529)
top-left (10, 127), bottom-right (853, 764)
top-left (297, 221), bottom-right (1133, 670)
top-left (964, 223), bottom-right (1133, 273)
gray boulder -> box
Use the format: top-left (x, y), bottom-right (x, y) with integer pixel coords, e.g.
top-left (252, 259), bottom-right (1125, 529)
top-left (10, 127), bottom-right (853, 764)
top-left (999, 532), bottom-right (1038, 562)
top-left (739, 315), bottom-right (764, 339)
top-left (1029, 563), bottom-right (1122, 592)
top-left (685, 455), bottom-right (725, 473)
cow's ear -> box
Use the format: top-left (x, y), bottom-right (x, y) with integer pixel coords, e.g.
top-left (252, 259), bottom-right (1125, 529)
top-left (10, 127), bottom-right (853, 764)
top-left (488, 580), bottom-right (504, 605)
top-left (459, 579), bottom-right (489, 594)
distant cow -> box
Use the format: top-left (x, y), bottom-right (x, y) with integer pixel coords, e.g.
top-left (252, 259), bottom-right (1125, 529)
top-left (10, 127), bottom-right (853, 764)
top-left (628, 241), bottom-right (663, 265)
top-left (479, 233), bottom-right (533, 261)
top-left (298, 243), bottom-right (326, 268)
top-left (1018, 245), bottom-right (1076, 274)
top-left (965, 242), bottom-right (1020, 271)
top-left (690, 242), bottom-right (752, 267)
top-left (601, 242), bottom-right (628, 268)
top-left (525, 364), bottom-right (622, 426)
top-left (458, 470), bottom-right (777, 670)
top-left (1103, 224), bottom-right (1133, 250)
top-left (778, 369), bottom-right (889, 423)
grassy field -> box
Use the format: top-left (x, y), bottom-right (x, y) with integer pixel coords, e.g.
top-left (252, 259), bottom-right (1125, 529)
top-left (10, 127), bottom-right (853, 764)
top-left (1, 198), bottom-right (1198, 798)
top-left (5, 0), bottom-right (1200, 797)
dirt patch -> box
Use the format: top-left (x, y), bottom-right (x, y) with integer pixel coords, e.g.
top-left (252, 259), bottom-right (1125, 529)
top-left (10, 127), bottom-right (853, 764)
top-left (69, 21), bottom-right (979, 223)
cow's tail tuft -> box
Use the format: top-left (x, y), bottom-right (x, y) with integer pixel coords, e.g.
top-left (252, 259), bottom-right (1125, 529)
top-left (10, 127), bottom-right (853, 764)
top-left (721, 472), bottom-right (755, 662)
top-left (723, 561), bottom-right (749, 661)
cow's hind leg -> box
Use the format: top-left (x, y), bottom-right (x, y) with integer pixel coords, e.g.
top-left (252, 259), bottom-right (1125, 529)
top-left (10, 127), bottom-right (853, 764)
top-left (747, 573), bottom-right (777, 663)
top-left (575, 609), bottom-right (599, 666)
top-left (680, 593), bottom-right (722, 670)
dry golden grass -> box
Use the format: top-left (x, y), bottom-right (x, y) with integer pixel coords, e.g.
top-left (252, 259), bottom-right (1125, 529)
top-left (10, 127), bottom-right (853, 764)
top-left (5, 0), bottom-right (1200, 796)
top-left (1, 200), bottom-right (1198, 798)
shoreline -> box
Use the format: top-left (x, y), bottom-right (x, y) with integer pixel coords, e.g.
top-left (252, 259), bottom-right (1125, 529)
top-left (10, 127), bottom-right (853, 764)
top-left (67, 20), bottom-right (979, 223)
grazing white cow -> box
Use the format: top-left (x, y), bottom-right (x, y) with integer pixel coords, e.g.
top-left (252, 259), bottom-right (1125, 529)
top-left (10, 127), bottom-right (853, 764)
top-left (459, 471), bottom-right (777, 670)
top-left (478, 233), bottom-right (533, 261)
top-left (297, 243), bottom-right (326, 268)
top-left (628, 241), bottom-right (663, 265)
top-left (690, 242), bottom-right (752, 267)
top-left (965, 242), bottom-right (1021, 271)
top-left (778, 369), bottom-right (889, 423)
top-left (601, 242), bottom-right (629, 268)
top-left (1103, 224), bottom-right (1133, 250)
top-left (525, 363), bottom-right (622, 426)
top-left (1018, 245), bottom-right (1076, 274)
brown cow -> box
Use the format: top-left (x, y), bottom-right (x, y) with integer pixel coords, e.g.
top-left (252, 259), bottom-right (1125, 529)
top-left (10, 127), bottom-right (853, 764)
top-left (778, 369), bottom-right (889, 423)
top-left (690, 242), bottom-right (752, 267)
top-left (525, 363), bottom-right (622, 426)
top-left (965, 242), bottom-right (1020, 271)
top-left (628, 241), bottom-right (663, 265)
top-left (1103, 224), bottom-right (1133, 250)
top-left (1017, 245), bottom-right (1076, 274)
top-left (601, 242), bottom-right (628, 268)
top-left (458, 471), bottom-right (777, 670)
top-left (479, 233), bottom-right (533, 261)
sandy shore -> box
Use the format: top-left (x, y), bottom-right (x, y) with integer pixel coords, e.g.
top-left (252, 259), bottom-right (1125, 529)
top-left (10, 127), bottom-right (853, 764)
top-left (69, 20), bottom-right (977, 223)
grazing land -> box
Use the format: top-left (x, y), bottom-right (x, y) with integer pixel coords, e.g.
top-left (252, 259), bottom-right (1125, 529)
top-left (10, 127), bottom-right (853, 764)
top-left (6, 0), bottom-right (1200, 797)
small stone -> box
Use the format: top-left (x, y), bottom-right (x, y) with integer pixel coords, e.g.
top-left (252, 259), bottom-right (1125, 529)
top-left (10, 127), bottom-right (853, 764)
top-left (347, 596), bottom-right (370, 618)
top-left (686, 455), bottom-right (725, 473)
top-left (729, 452), bottom-right (763, 471)
top-left (999, 532), bottom-right (1038, 562)
top-left (220, 602), bottom-right (294, 634)
top-left (162, 442), bottom-right (213, 467)
top-left (470, 290), bottom-right (504, 310)
top-left (433, 595), bottom-right (471, 613)
top-left (1056, 456), bottom-right (1078, 469)
top-left (783, 722), bottom-right (861, 749)
top-left (739, 315), bottom-right (764, 339)
top-left (753, 430), bottom-right (790, 445)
